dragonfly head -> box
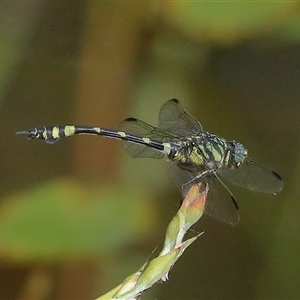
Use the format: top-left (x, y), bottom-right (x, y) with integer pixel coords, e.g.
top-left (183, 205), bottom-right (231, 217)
top-left (231, 141), bottom-right (247, 167)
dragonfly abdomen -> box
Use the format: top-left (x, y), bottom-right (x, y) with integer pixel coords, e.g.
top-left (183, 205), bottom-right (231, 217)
top-left (16, 125), bottom-right (76, 142)
top-left (16, 125), bottom-right (172, 155)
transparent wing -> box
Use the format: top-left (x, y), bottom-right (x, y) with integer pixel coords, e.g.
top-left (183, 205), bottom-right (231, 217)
top-left (158, 99), bottom-right (203, 136)
top-left (168, 162), bottom-right (239, 226)
top-left (117, 99), bottom-right (203, 158)
top-left (219, 157), bottom-right (283, 194)
top-left (203, 175), bottom-right (239, 226)
top-left (118, 118), bottom-right (179, 159)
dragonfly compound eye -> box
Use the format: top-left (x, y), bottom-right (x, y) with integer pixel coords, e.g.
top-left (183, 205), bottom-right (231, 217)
top-left (233, 142), bottom-right (247, 166)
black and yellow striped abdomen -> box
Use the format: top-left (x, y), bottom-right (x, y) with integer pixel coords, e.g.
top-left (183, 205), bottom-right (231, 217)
top-left (16, 125), bottom-right (172, 156)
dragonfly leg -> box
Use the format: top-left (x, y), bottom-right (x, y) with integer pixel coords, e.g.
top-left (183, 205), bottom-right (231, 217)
top-left (182, 169), bottom-right (215, 189)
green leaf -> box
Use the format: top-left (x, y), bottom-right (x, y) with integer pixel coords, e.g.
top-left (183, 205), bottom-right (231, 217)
top-left (0, 179), bottom-right (156, 262)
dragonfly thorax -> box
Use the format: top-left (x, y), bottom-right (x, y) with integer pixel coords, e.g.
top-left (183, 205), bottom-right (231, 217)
top-left (169, 133), bottom-right (248, 173)
top-left (170, 133), bottom-right (231, 171)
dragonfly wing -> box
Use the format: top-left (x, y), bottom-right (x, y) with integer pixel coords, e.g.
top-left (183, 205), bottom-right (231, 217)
top-left (118, 100), bottom-right (203, 158)
top-left (118, 118), bottom-right (176, 159)
top-left (123, 143), bottom-right (165, 159)
top-left (168, 162), bottom-right (197, 191)
top-left (119, 118), bottom-right (159, 136)
top-left (158, 99), bottom-right (203, 136)
top-left (219, 158), bottom-right (283, 194)
top-left (168, 163), bottom-right (239, 226)
top-left (202, 175), bottom-right (240, 226)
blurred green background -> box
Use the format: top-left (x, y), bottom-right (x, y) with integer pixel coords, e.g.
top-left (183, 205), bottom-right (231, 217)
top-left (0, 2), bottom-right (299, 299)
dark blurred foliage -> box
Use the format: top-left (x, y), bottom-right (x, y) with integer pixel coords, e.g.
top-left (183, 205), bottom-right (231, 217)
top-left (0, 2), bottom-right (299, 299)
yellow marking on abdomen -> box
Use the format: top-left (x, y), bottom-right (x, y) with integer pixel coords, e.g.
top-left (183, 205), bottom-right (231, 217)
top-left (142, 137), bottom-right (150, 144)
top-left (42, 128), bottom-right (48, 140)
top-left (52, 127), bottom-right (60, 139)
top-left (163, 142), bottom-right (171, 155)
top-left (117, 131), bottom-right (126, 138)
top-left (64, 126), bottom-right (75, 137)
top-left (93, 127), bottom-right (101, 133)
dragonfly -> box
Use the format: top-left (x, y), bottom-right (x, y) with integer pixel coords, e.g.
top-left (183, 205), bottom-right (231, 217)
top-left (17, 99), bottom-right (283, 226)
